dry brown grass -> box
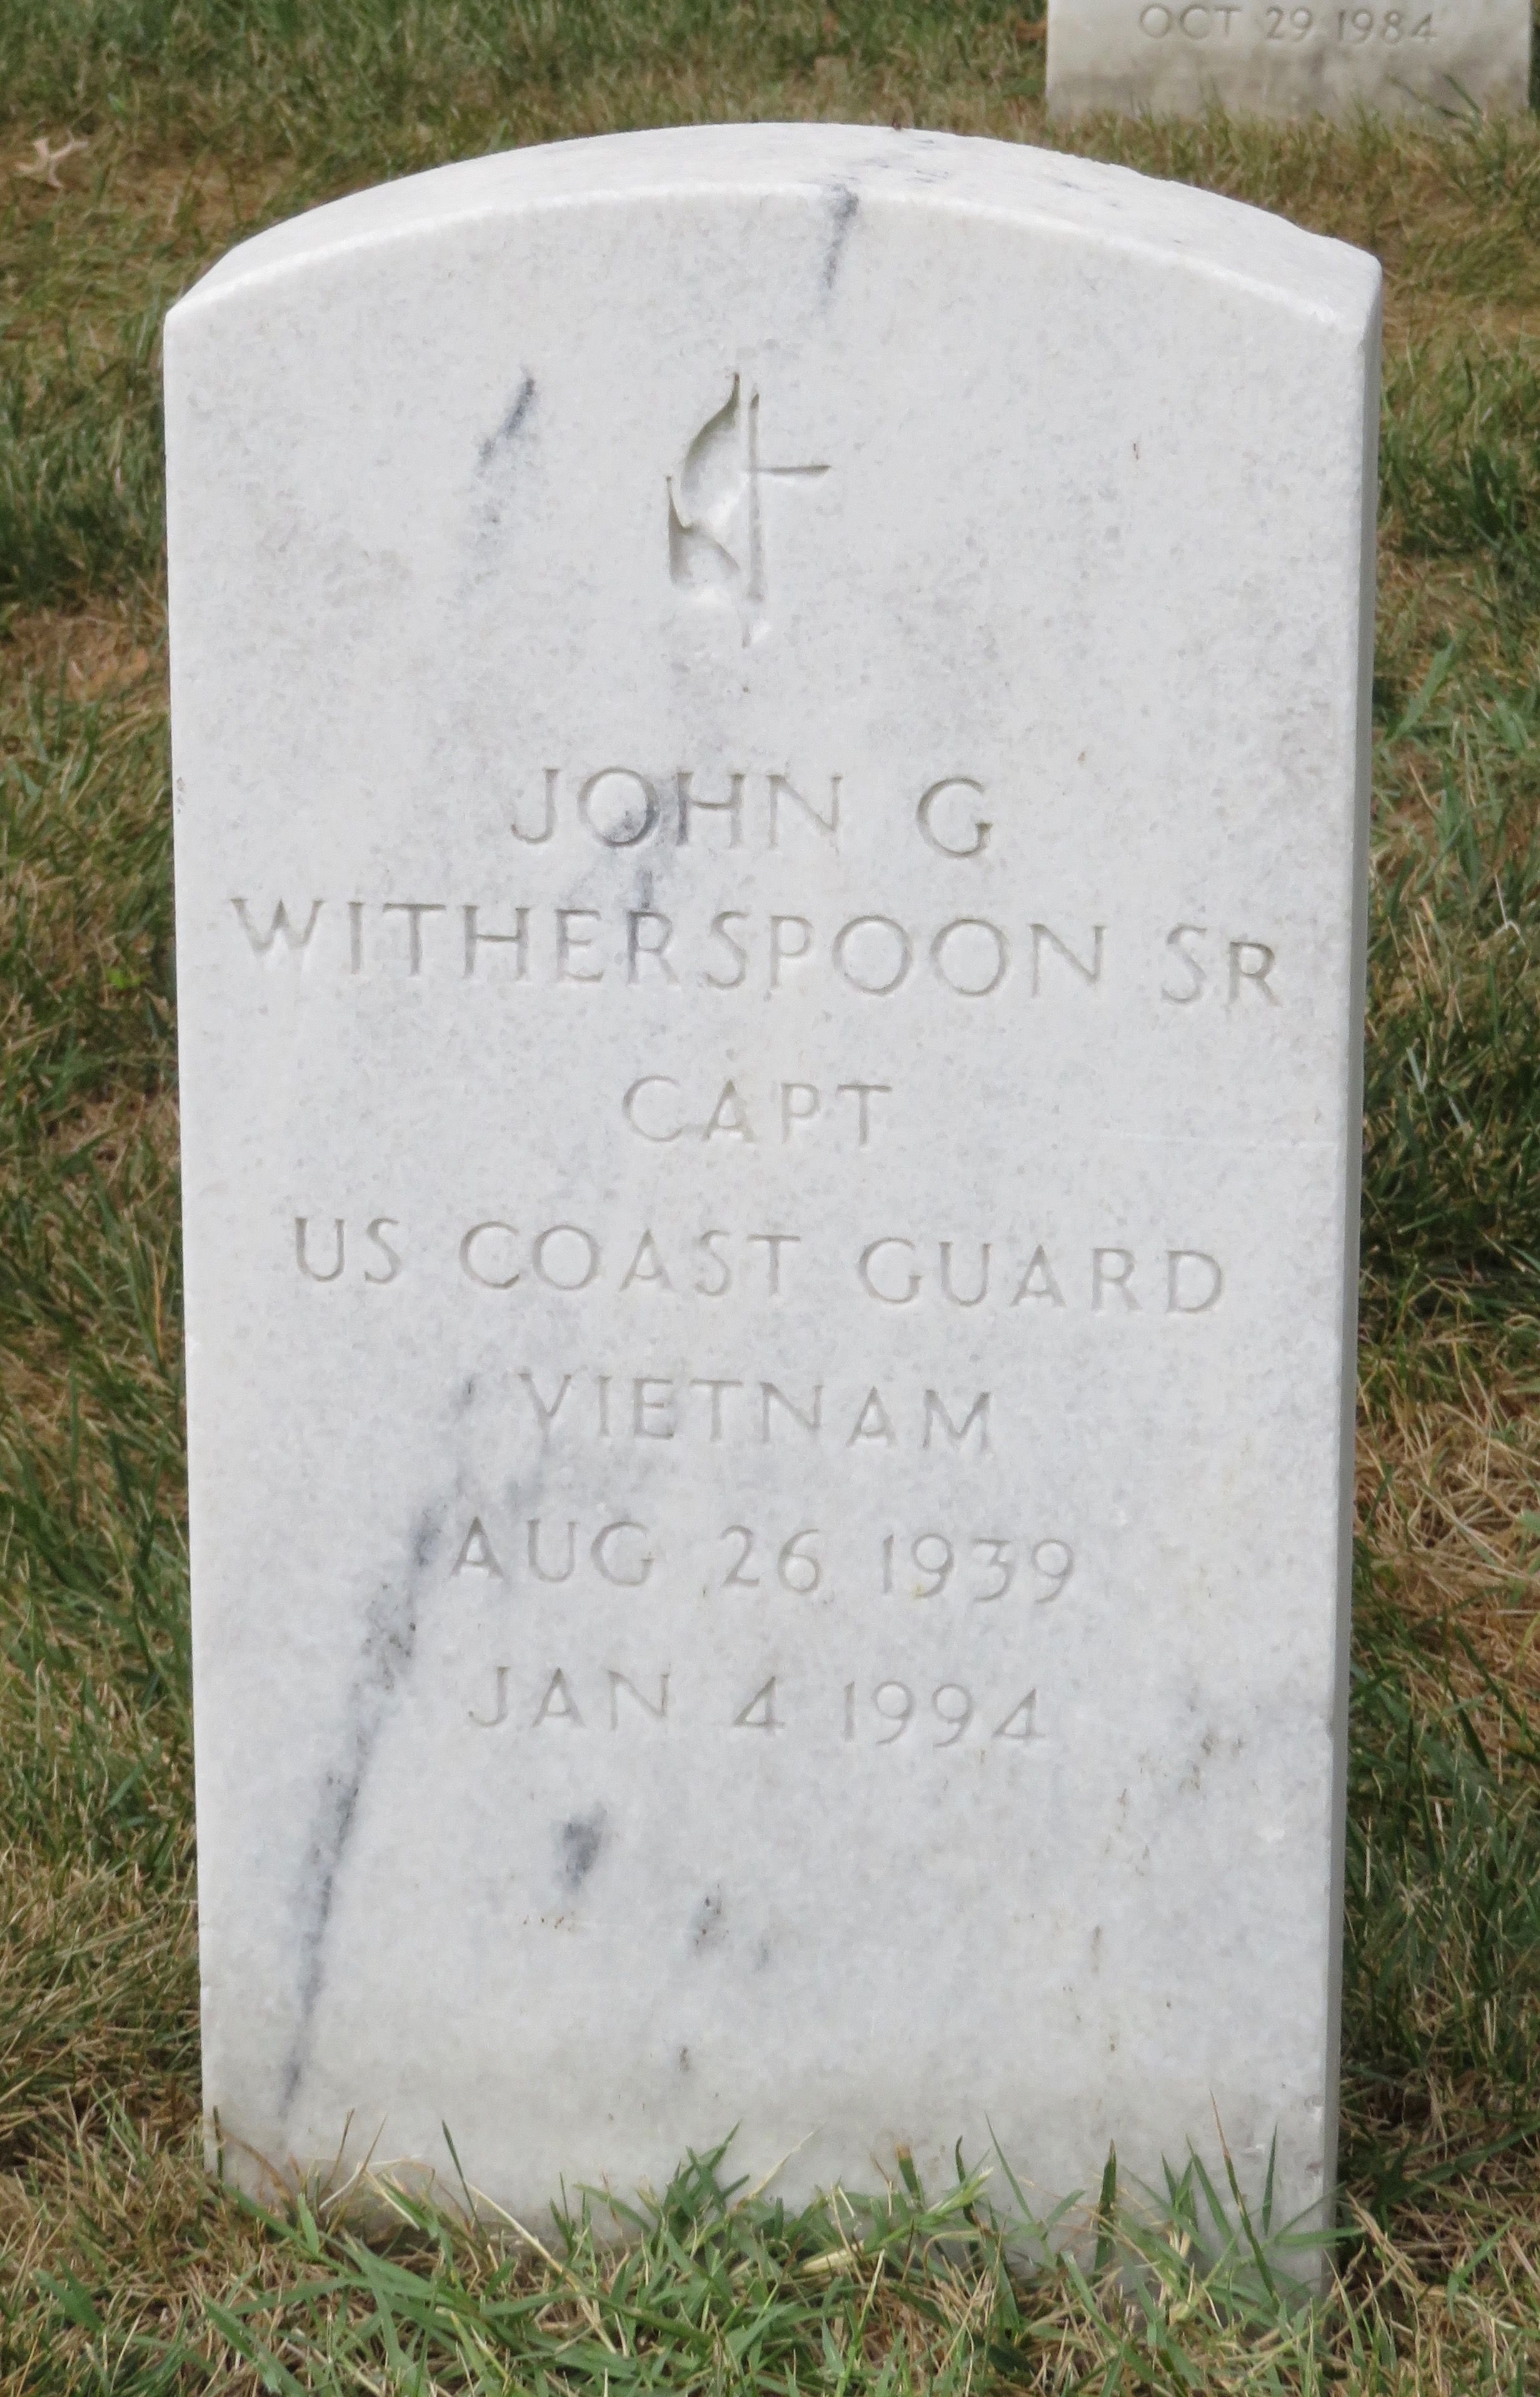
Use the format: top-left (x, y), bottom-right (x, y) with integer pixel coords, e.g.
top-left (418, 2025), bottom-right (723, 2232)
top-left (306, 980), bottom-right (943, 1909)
top-left (1358, 1352), bottom-right (1540, 1708)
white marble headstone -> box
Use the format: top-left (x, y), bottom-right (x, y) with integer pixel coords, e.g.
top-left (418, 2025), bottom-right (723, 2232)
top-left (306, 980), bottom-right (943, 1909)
top-left (167, 124), bottom-right (1379, 2247)
top-left (1047, 0), bottom-right (1530, 121)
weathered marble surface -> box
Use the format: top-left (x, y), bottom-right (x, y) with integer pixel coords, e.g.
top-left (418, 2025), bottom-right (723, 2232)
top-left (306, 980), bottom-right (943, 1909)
top-left (166, 123), bottom-right (1379, 2247)
top-left (1047, 0), bottom-right (1530, 121)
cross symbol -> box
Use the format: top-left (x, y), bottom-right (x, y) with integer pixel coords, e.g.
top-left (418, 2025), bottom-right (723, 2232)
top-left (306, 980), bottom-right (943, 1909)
top-left (740, 385), bottom-right (828, 614)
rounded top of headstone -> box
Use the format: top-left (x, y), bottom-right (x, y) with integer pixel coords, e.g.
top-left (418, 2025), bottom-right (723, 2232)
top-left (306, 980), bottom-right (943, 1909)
top-left (172, 122), bottom-right (1379, 336)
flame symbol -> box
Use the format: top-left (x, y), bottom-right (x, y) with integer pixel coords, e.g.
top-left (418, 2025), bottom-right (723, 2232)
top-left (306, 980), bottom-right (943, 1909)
top-left (667, 376), bottom-right (828, 644)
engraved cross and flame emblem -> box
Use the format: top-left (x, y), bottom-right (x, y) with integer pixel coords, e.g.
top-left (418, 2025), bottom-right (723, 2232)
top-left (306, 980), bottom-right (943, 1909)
top-left (667, 375), bottom-right (828, 644)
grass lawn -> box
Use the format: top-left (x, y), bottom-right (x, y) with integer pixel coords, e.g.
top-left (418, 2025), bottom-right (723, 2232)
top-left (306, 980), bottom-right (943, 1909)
top-left (2, 2), bottom-right (1539, 2387)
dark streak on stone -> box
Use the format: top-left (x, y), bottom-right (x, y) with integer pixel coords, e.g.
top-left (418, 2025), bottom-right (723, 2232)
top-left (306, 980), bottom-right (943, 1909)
top-left (478, 372), bottom-right (536, 470)
top-left (692, 1888), bottom-right (725, 1947)
top-left (561, 1808), bottom-right (606, 1891)
top-left (278, 1504), bottom-right (443, 2117)
top-left (821, 184), bottom-right (859, 293)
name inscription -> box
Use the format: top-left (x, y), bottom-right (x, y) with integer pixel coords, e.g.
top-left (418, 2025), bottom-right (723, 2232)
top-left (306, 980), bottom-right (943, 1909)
top-left (233, 895), bottom-right (1278, 1007)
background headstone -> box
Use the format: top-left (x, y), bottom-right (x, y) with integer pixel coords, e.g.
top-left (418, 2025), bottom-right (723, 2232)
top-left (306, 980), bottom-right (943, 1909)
top-left (1047, 0), bottom-right (1531, 121)
top-left (166, 124), bottom-right (1379, 2243)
